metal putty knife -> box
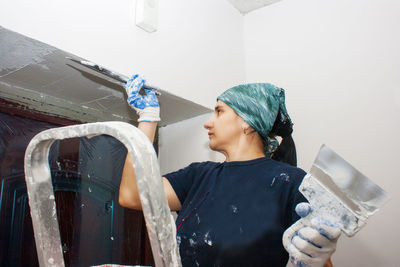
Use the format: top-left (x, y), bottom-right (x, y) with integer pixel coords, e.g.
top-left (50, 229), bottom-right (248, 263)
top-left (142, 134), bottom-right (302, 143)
top-left (286, 144), bottom-right (389, 239)
top-left (66, 57), bottom-right (161, 95)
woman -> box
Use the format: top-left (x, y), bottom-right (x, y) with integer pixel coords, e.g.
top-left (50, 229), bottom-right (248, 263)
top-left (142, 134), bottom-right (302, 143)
top-left (119, 75), bottom-right (340, 267)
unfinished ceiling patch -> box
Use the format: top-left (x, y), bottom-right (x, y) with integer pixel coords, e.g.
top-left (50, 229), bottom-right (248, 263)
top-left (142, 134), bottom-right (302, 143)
top-left (0, 26), bottom-right (211, 126)
top-left (0, 28), bottom-right (57, 76)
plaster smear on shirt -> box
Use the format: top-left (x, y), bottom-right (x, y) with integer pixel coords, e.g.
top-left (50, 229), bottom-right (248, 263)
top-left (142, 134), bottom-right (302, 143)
top-left (230, 204), bottom-right (239, 214)
top-left (270, 173), bottom-right (290, 187)
top-left (279, 173), bottom-right (290, 181)
top-left (195, 213), bottom-right (201, 224)
top-left (204, 231), bottom-right (213, 246)
top-left (189, 238), bottom-right (197, 247)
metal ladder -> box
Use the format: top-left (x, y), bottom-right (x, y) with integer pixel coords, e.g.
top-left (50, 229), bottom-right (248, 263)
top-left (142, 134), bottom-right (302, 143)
top-left (24, 121), bottom-right (181, 267)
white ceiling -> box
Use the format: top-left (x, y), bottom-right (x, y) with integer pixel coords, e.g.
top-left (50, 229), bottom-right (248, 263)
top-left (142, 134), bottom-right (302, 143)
top-left (227, 0), bottom-right (282, 14)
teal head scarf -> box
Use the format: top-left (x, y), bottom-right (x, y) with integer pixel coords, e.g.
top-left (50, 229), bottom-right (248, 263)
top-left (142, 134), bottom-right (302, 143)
top-left (217, 83), bottom-right (292, 156)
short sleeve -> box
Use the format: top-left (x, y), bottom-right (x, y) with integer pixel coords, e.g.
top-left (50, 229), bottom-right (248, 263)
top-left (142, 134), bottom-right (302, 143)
top-left (288, 168), bottom-right (308, 226)
top-left (163, 163), bottom-right (199, 205)
top-left (289, 187), bottom-right (308, 224)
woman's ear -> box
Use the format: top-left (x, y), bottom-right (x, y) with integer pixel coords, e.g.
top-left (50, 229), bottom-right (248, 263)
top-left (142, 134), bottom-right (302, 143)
top-left (241, 122), bottom-right (249, 133)
top-left (242, 122), bottom-right (255, 135)
top-left (246, 127), bottom-right (256, 134)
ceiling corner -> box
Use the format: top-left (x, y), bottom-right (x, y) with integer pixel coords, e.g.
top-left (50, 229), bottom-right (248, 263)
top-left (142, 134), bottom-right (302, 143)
top-left (227, 0), bottom-right (282, 15)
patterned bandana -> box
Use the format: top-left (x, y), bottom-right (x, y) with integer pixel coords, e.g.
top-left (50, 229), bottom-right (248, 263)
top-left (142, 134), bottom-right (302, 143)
top-left (217, 83), bottom-right (292, 155)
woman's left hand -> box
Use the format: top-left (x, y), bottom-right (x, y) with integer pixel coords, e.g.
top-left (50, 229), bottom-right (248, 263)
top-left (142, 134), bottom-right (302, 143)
top-left (283, 202), bottom-right (341, 267)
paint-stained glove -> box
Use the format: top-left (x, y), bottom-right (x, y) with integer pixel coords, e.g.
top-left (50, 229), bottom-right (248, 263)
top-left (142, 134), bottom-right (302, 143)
top-left (283, 202), bottom-right (341, 267)
top-left (125, 74), bottom-right (160, 122)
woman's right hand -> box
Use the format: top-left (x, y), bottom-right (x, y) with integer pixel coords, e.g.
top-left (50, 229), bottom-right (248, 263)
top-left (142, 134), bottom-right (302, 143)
top-left (124, 74), bottom-right (160, 122)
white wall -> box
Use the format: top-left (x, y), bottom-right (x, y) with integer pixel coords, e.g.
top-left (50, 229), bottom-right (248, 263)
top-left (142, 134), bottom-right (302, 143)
top-left (159, 113), bottom-right (225, 175)
top-left (243, 0), bottom-right (400, 266)
top-left (0, 0), bottom-right (245, 109)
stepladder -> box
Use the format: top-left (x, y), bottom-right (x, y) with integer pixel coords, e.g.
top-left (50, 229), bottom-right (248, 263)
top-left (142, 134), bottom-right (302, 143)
top-left (24, 121), bottom-right (181, 267)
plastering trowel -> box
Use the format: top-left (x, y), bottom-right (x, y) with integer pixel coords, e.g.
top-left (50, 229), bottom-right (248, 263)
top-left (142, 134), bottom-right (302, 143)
top-left (283, 144), bottom-right (389, 244)
top-left (66, 57), bottom-right (161, 95)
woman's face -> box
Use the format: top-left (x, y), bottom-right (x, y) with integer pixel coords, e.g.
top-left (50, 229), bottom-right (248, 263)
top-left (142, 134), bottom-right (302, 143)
top-left (204, 100), bottom-right (244, 152)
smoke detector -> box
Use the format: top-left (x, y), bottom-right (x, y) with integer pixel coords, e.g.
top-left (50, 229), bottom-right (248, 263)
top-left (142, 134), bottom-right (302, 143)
top-left (227, 0), bottom-right (282, 14)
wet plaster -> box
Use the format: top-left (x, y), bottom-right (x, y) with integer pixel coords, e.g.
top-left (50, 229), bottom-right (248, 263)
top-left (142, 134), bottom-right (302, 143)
top-left (0, 26), bottom-right (57, 76)
top-left (0, 26), bottom-right (211, 125)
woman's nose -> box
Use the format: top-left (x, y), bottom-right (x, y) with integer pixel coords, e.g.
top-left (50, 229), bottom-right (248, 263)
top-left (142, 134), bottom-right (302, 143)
top-left (204, 118), bottom-right (213, 130)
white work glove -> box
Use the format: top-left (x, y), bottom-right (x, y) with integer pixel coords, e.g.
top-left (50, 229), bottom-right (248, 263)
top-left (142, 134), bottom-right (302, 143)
top-left (283, 202), bottom-right (341, 267)
top-left (125, 74), bottom-right (160, 122)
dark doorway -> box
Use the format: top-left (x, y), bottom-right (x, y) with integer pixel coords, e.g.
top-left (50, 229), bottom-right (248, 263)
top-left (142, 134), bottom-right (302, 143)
top-left (0, 101), bottom-right (155, 267)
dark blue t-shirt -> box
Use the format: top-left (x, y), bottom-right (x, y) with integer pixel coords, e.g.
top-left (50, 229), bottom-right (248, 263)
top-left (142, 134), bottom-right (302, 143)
top-left (164, 157), bottom-right (307, 267)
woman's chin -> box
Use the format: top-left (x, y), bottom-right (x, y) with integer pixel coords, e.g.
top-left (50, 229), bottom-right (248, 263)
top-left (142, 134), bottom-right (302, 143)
top-left (208, 141), bottom-right (218, 151)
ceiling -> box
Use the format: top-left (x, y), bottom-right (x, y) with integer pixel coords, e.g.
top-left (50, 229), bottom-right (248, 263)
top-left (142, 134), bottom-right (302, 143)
top-left (0, 26), bottom-right (211, 126)
top-left (227, 0), bottom-right (282, 14)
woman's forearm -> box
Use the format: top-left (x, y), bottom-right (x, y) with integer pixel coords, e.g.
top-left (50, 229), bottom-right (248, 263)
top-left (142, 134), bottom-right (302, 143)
top-left (118, 121), bottom-right (157, 210)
